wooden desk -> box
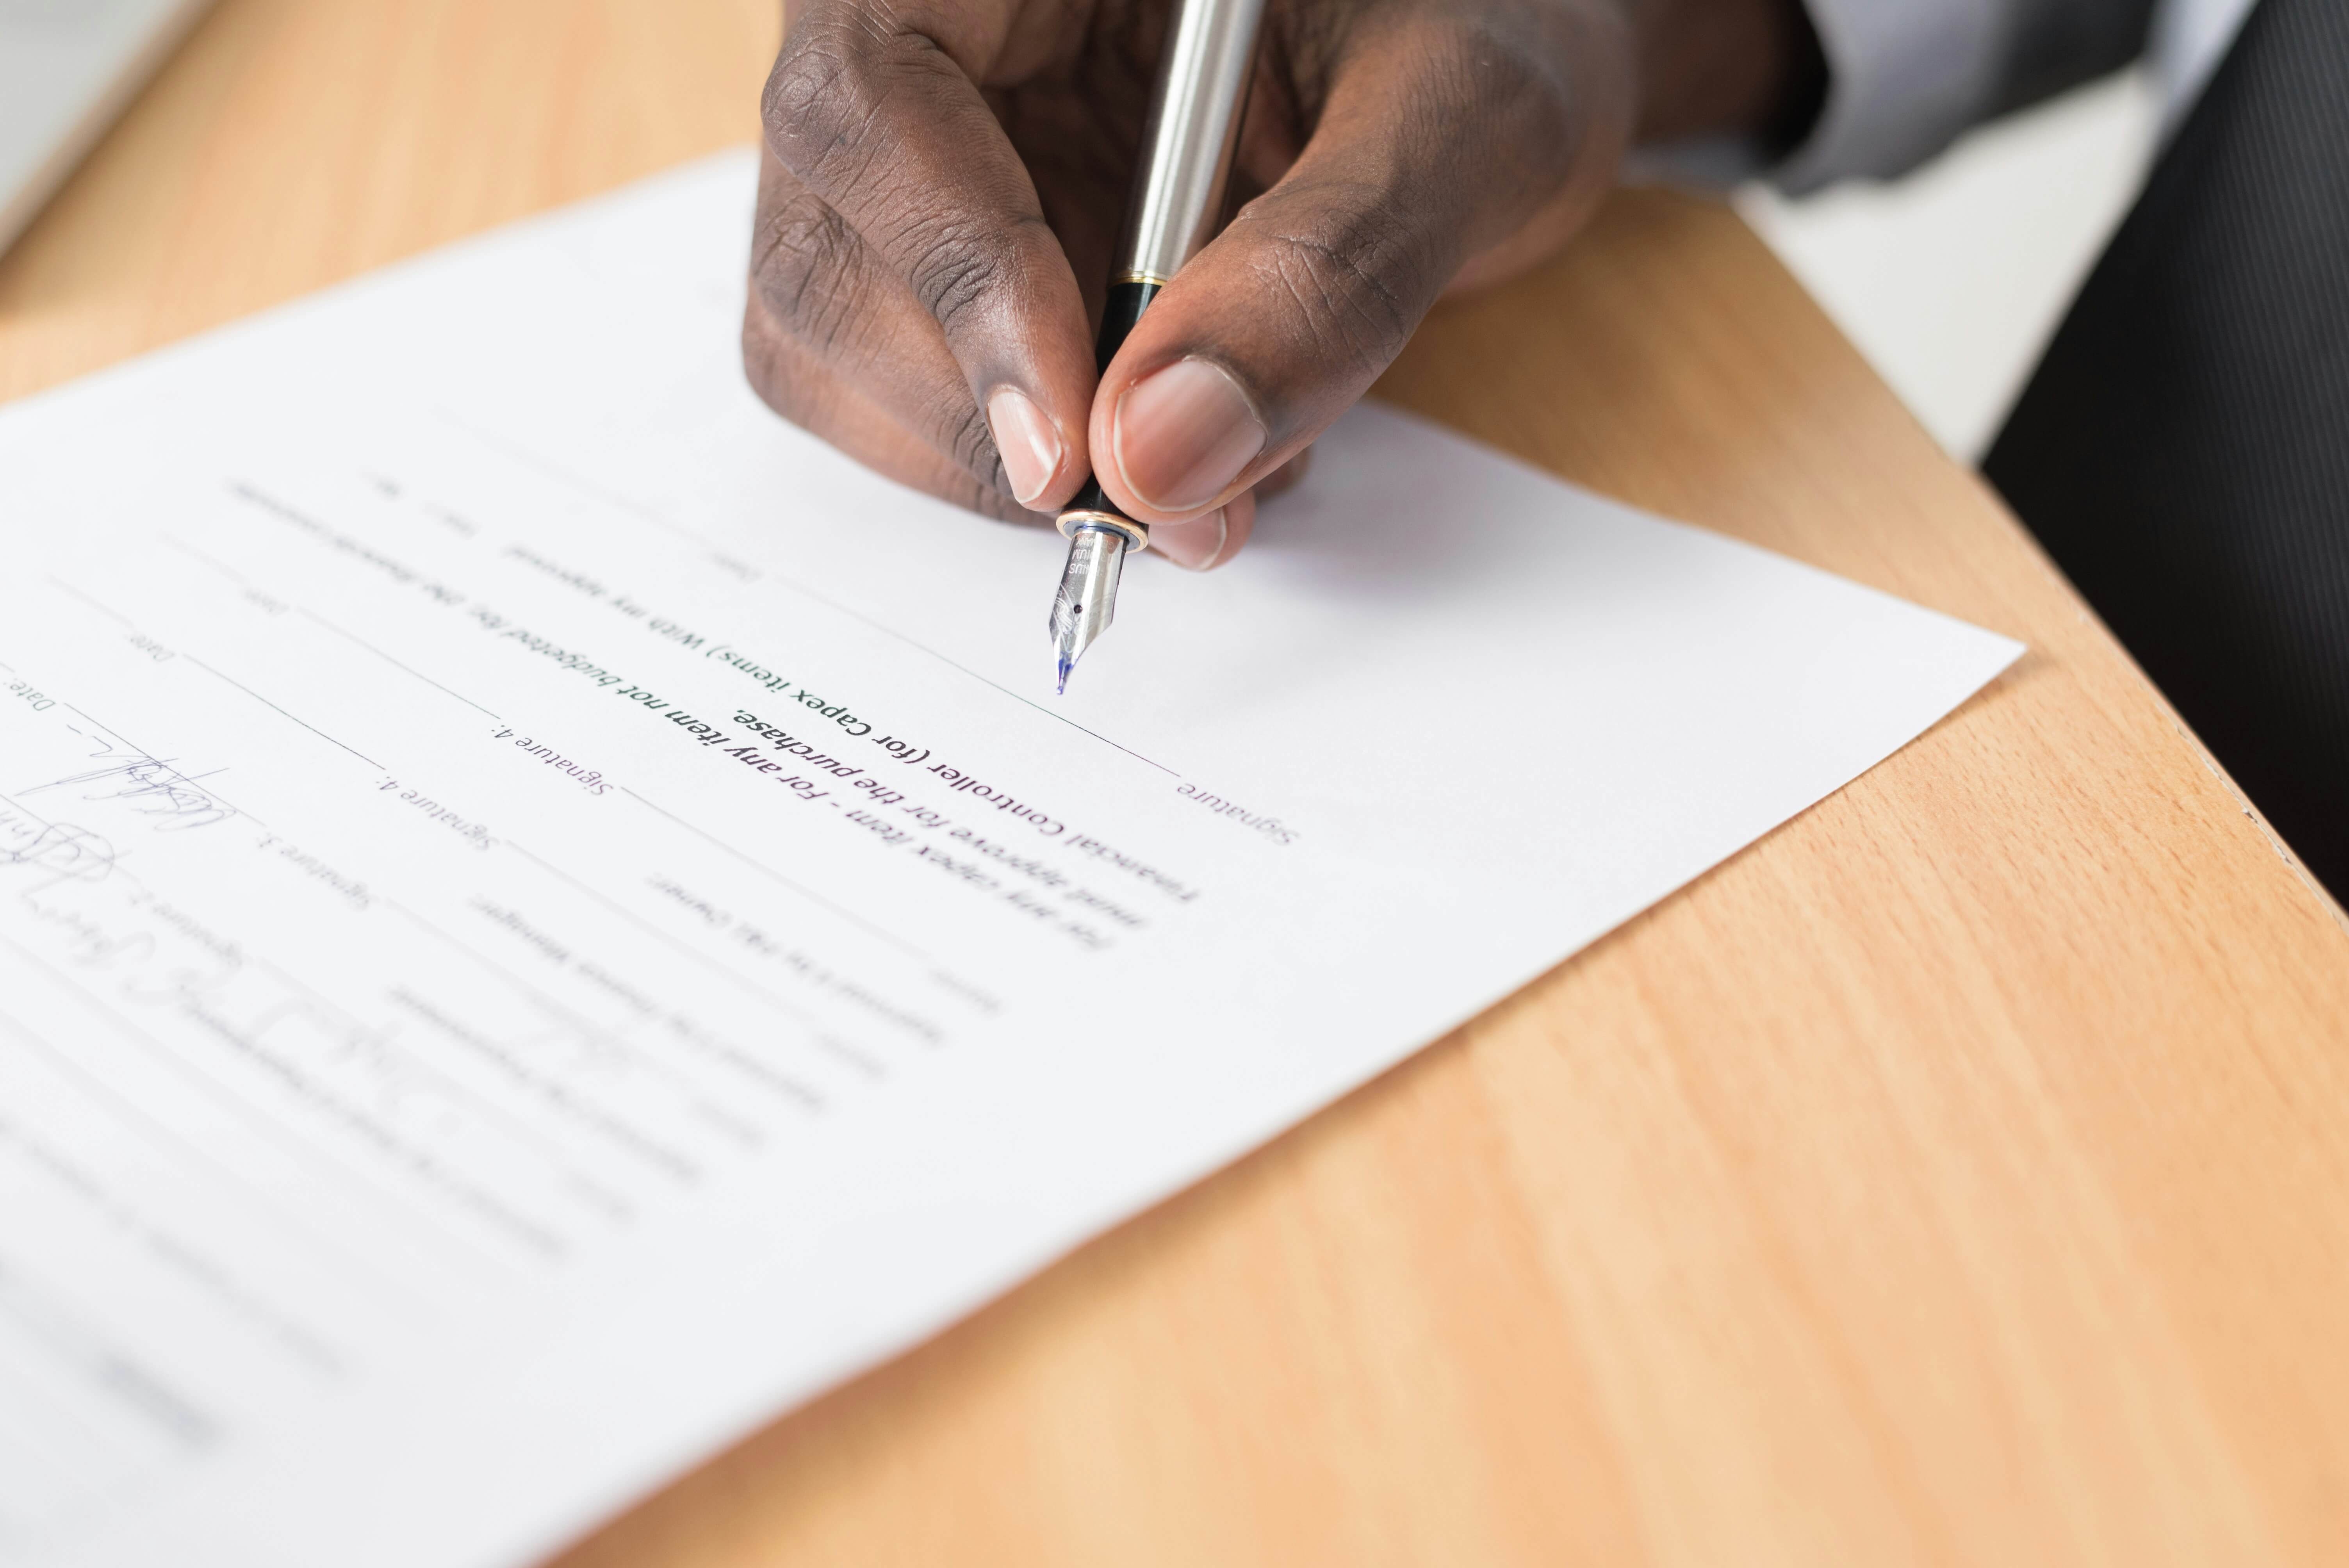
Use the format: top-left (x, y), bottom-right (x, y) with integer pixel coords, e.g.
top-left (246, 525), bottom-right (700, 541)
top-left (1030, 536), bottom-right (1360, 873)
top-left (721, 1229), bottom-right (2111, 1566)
top-left (10, 2), bottom-right (2349, 1563)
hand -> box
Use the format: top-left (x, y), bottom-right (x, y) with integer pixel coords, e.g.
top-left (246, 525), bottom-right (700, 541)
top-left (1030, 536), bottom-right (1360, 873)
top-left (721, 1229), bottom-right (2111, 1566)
top-left (745, 0), bottom-right (1818, 568)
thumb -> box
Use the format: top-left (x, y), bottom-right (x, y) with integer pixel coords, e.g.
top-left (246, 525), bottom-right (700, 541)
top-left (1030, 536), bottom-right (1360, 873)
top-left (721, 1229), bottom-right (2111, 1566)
top-left (1090, 2), bottom-right (1627, 527)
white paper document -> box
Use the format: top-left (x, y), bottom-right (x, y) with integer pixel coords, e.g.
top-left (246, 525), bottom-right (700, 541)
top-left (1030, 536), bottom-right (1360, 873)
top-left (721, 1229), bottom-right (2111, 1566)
top-left (0, 151), bottom-right (2019, 1567)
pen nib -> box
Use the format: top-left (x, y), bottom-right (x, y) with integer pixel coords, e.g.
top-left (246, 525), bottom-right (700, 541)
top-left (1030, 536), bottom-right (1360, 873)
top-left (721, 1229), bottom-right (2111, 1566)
top-left (1048, 524), bottom-right (1127, 695)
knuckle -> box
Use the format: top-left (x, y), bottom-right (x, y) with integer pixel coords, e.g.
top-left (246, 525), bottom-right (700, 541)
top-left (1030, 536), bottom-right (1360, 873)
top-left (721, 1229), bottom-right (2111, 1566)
top-left (750, 191), bottom-right (867, 356)
top-left (763, 24), bottom-right (960, 190)
top-left (763, 25), bottom-right (883, 184)
top-left (1243, 196), bottom-right (1429, 374)
top-left (1413, 14), bottom-right (1580, 170)
top-left (764, 22), bottom-right (1039, 346)
top-left (910, 241), bottom-right (998, 334)
top-left (903, 216), bottom-right (1036, 338)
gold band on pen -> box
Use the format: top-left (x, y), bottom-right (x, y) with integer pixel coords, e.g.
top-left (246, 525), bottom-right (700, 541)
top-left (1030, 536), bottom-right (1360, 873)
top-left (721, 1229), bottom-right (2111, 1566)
top-left (1114, 270), bottom-right (1173, 289)
top-left (1057, 509), bottom-right (1150, 552)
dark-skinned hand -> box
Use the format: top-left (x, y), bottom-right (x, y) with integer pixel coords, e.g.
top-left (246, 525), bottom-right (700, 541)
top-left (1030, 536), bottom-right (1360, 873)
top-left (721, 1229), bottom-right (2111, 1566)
top-left (745, 0), bottom-right (1818, 567)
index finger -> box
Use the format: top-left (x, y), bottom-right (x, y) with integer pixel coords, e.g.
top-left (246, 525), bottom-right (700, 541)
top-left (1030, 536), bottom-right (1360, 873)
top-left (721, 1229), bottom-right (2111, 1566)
top-left (764, 0), bottom-right (1100, 511)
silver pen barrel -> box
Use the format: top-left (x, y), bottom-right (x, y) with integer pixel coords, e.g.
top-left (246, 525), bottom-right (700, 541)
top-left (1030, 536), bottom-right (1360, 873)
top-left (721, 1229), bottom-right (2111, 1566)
top-left (1116, 0), bottom-right (1268, 288)
top-left (1049, 0), bottom-right (1266, 692)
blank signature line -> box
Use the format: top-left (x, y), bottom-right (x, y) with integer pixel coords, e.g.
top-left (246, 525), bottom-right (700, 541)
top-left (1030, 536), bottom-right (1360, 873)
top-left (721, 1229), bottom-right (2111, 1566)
top-left (179, 655), bottom-right (383, 770)
top-left (295, 611), bottom-right (505, 721)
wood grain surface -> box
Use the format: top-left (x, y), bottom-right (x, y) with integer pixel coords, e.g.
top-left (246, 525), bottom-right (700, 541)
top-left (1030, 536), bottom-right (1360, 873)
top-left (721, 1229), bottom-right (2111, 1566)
top-left (8, 2), bottom-right (2349, 1564)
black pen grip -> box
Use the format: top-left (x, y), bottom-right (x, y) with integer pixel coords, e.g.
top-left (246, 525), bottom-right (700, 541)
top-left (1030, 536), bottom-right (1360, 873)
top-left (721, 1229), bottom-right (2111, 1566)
top-left (1064, 278), bottom-right (1164, 518)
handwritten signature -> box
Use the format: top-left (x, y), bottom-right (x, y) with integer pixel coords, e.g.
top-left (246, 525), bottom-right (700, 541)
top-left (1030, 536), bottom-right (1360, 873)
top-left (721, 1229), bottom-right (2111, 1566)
top-left (0, 809), bottom-right (118, 886)
top-left (24, 751), bottom-right (235, 833)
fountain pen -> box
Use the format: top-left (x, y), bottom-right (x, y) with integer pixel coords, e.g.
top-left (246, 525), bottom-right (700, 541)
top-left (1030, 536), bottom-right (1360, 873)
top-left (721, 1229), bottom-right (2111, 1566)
top-left (1048, 0), bottom-right (1266, 693)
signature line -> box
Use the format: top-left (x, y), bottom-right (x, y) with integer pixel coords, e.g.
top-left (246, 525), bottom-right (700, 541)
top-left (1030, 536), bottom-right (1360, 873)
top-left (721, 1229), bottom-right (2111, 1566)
top-left (296, 611), bottom-right (504, 721)
top-left (161, 535), bottom-right (506, 723)
top-left (181, 655), bottom-right (383, 769)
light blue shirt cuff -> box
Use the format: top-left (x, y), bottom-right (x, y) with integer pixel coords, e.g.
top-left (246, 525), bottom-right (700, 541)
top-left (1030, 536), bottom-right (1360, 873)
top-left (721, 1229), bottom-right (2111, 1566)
top-left (1772, 0), bottom-right (2011, 192)
top-left (1626, 0), bottom-right (2012, 195)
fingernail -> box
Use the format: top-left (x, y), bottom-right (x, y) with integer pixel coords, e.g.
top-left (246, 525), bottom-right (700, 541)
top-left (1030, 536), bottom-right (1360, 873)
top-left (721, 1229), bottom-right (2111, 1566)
top-left (987, 385), bottom-right (1061, 506)
top-left (1152, 508), bottom-right (1228, 572)
top-left (1114, 358), bottom-right (1265, 513)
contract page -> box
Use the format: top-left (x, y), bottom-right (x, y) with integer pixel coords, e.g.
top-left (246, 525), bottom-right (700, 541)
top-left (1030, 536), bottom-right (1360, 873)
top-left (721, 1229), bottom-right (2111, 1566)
top-left (0, 151), bottom-right (2019, 1568)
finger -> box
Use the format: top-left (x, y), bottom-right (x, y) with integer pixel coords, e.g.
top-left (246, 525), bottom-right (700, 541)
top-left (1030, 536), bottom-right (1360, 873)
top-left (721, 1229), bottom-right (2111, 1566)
top-left (742, 292), bottom-right (1043, 526)
top-left (1092, 1), bottom-right (1629, 526)
top-left (1151, 487), bottom-right (1256, 571)
top-left (751, 148), bottom-right (1038, 504)
top-left (1147, 449), bottom-right (1296, 571)
top-left (1254, 444), bottom-right (1313, 501)
top-left (763, 1), bottom-right (1099, 511)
